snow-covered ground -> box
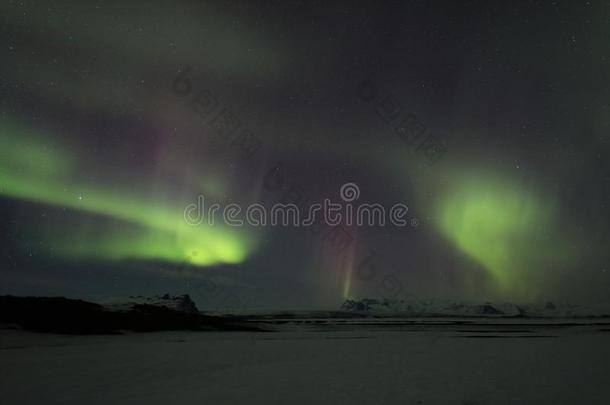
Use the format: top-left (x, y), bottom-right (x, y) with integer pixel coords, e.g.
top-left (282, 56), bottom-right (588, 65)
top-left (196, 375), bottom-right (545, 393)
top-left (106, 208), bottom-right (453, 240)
top-left (1, 320), bottom-right (609, 404)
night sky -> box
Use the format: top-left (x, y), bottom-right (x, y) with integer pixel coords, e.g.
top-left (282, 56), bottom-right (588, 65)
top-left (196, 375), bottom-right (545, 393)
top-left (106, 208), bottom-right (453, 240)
top-left (1, 0), bottom-right (609, 310)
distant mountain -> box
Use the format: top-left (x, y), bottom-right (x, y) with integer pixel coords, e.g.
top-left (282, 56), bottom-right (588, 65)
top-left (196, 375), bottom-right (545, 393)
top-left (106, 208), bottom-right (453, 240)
top-left (0, 295), bottom-right (263, 334)
top-left (340, 298), bottom-right (610, 318)
top-left (103, 293), bottom-right (199, 314)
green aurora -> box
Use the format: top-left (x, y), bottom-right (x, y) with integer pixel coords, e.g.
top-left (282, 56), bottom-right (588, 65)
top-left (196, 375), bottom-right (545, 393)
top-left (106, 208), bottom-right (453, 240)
top-left (432, 171), bottom-right (580, 299)
top-left (0, 120), bottom-right (254, 266)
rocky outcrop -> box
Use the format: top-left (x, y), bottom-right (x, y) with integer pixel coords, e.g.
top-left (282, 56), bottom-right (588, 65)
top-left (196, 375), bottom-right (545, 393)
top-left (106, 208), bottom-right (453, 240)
top-left (0, 295), bottom-right (262, 334)
top-left (340, 298), bottom-right (607, 318)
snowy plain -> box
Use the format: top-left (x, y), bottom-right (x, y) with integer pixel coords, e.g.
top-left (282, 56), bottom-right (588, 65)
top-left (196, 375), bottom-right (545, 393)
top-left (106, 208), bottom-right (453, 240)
top-left (1, 318), bottom-right (609, 405)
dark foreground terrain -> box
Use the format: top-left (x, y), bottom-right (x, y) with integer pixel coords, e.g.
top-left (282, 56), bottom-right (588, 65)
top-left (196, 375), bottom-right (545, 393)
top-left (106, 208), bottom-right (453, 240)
top-left (2, 297), bottom-right (609, 404)
top-left (0, 295), bottom-right (261, 333)
top-left (2, 318), bottom-right (610, 405)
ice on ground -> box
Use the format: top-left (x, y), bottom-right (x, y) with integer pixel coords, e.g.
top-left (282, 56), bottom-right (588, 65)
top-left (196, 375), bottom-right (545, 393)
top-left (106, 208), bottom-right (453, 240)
top-left (1, 318), bottom-right (609, 405)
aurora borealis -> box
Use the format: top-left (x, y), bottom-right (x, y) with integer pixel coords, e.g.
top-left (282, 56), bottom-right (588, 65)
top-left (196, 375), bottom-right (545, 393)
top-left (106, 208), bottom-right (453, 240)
top-left (0, 119), bottom-right (255, 266)
top-left (435, 173), bottom-right (559, 295)
top-left (1, 0), bottom-right (609, 309)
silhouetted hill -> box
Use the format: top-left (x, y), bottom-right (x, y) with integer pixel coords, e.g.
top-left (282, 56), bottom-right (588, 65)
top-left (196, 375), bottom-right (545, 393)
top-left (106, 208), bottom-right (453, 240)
top-left (0, 295), bottom-right (264, 334)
